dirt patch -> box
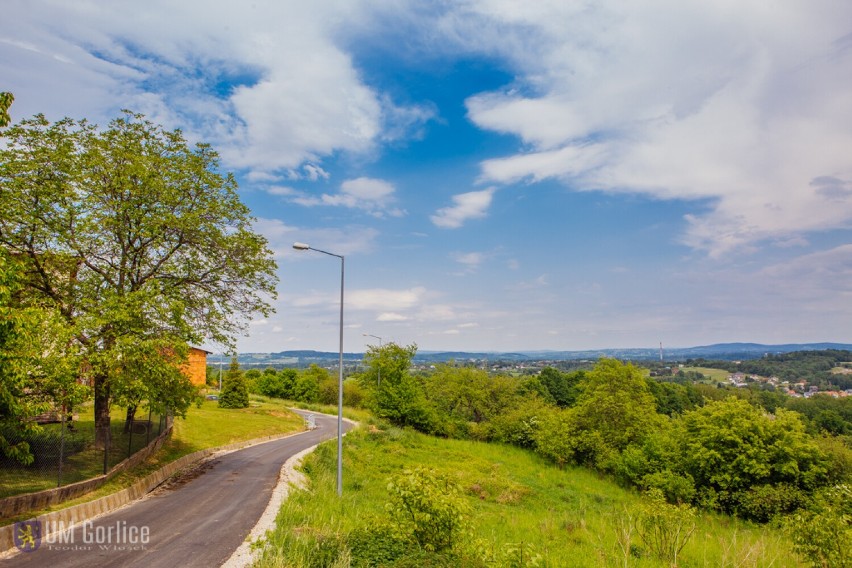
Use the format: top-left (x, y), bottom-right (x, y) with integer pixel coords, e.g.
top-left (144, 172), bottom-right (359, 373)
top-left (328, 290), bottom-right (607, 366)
top-left (151, 458), bottom-right (220, 494)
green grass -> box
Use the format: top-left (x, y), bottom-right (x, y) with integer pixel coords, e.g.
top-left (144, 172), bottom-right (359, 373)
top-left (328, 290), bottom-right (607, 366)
top-left (0, 404), bottom-right (170, 498)
top-left (681, 366), bottom-right (731, 383)
top-left (1, 396), bottom-right (305, 524)
top-left (256, 424), bottom-right (803, 567)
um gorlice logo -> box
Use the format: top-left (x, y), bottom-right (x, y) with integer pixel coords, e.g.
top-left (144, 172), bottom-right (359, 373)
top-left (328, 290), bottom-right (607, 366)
top-left (11, 520), bottom-right (150, 553)
top-left (13, 521), bottom-right (41, 553)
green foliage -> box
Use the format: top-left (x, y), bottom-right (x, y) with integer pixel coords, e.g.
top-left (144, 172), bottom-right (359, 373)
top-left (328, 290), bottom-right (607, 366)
top-left (537, 367), bottom-right (583, 407)
top-left (635, 489), bottom-right (696, 565)
top-left (0, 92), bottom-right (13, 127)
top-left (366, 343), bottom-right (436, 431)
top-left (487, 395), bottom-right (551, 448)
top-left (573, 359), bottom-right (665, 452)
top-left (426, 364), bottom-right (517, 425)
top-left (0, 252), bottom-right (85, 464)
top-left (219, 357), bottom-right (249, 408)
top-left (645, 378), bottom-right (702, 416)
top-left (677, 398), bottom-right (828, 518)
top-left (347, 521), bottom-right (410, 567)
top-left (640, 470), bottom-right (697, 505)
top-left (257, 368), bottom-right (297, 399)
top-left (0, 110), bottom-right (277, 441)
top-left (386, 466), bottom-right (471, 552)
top-left (785, 484), bottom-right (851, 568)
top-left (293, 366), bottom-right (323, 403)
top-left (531, 407), bottom-right (576, 467)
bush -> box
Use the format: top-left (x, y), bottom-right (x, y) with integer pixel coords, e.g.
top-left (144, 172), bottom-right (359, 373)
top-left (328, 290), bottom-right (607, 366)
top-left (219, 373), bottom-right (249, 409)
top-left (785, 484), bottom-right (851, 568)
top-left (489, 397), bottom-right (549, 449)
top-left (348, 522), bottom-right (410, 567)
top-left (386, 467), bottom-right (470, 553)
top-left (640, 470), bottom-right (696, 505)
top-left (734, 483), bottom-right (807, 523)
top-left (635, 489), bottom-right (696, 565)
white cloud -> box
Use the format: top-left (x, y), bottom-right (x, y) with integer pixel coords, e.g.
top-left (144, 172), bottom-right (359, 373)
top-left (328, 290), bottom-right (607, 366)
top-left (377, 312), bottom-right (409, 322)
top-left (431, 188), bottom-right (496, 228)
top-left (451, 251), bottom-right (485, 267)
top-left (295, 177), bottom-right (405, 217)
top-left (452, 1), bottom-right (852, 256)
top-left (0, 0), bottom-right (431, 176)
top-left (254, 217), bottom-right (378, 259)
top-left (348, 287), bottom-right (427, 311)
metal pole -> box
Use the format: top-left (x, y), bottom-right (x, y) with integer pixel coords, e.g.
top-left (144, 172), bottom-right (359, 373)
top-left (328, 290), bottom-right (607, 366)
top-left (293, 242), bottom-right (345, 496)
top-left (363, 334), bottom-right (382, 386)
top-left (336, 255), bottom-right (344, 496)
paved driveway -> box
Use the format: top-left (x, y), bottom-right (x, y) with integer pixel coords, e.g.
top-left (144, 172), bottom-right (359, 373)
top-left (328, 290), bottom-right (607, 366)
top-left (1, 410), bottom-right (347, 568)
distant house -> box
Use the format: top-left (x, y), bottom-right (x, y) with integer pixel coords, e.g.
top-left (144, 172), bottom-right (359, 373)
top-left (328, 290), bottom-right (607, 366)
top-left (182, 347), bottom-right (212, 387)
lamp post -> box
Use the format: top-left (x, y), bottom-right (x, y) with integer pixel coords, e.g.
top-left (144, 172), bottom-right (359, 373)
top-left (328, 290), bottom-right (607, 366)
top-left (362, 333), bottom-right (383, 386)
top-left (293, 242), bottom-right (345, 496)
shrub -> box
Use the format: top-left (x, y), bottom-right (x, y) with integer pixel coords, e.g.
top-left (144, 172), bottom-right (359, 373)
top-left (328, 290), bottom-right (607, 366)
top-left (386, 467), bottom-right (470, 553)
top-left (734, 483), bottom-right (807, 523)
top-left (348, 521), bottom-right (410, 567)
top-left (640, 470), bottom-right (696, 505)
top-left (785, 484), bottom-right (851, 568)
top-left (635, 489), bottom-right (696, 565)
top-left (218, 361), bottom-right (249, 409)
top-left (489, 397), bottom-right (549, 449)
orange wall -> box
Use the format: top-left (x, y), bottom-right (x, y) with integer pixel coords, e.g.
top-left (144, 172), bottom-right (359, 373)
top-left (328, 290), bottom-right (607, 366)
top-left (183, 348), bottom-right (209, 386)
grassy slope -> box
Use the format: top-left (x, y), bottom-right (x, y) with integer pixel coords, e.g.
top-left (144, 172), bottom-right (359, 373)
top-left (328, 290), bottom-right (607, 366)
top-left (257, 425), bottom-right (802, 568)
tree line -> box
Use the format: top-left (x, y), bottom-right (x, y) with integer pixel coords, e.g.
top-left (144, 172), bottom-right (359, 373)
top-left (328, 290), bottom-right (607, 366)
top-left (228, 342), bottom-right (851, 531)
top-left (688, 349), bottom-right (852, 390)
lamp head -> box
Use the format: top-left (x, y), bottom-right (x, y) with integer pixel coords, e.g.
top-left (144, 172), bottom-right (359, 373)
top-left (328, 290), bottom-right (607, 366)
top-left (292, 242), bottom-right (310, 250)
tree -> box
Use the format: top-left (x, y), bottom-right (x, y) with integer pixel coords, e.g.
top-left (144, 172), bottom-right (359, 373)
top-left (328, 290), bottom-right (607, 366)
top-left (0, 252), bottom-right (85, 463)
top-left (362, 343), bottom-right (433, 431)
top-left (0, 112), bottom-right (277, 446)
top-left (219, 356), bottom-right (249, 408)
top-left (572, 359), bottom-right (663, 452)
top-left (426, 365), bottom-right (517, 424)
top-left (677, 397), bottom-right (828, 517)
top-left (538, 367), bottom-right (583, 407)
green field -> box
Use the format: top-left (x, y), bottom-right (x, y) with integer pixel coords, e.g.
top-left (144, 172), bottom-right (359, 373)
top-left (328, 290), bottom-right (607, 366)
top-left (680, 366), bottom-right (731, 383)
top-left (255, 425), bottom-right (801, 567)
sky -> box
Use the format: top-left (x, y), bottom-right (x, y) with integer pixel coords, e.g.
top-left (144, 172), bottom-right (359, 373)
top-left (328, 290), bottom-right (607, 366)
top-left (2, 1), bottom-right (852, 354)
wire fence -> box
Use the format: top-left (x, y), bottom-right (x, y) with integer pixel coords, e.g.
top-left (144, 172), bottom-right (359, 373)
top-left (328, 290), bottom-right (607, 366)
top-left (0, 407), bottom-right (171, 500)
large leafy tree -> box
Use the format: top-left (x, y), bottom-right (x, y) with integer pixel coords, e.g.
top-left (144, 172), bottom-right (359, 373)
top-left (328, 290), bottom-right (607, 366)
top-left (361, 342), bottom-right (433, 430)
top-left (0, 111), bottom-right (278, 446)
top-left (572, 358), bottom-right (664, 452)
top-left (0, 252), bottom-right (86, 463)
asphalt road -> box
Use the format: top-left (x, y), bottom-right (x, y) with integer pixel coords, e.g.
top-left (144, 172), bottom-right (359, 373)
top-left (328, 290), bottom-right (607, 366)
top-left (1, 410), bottom-right (348, 568)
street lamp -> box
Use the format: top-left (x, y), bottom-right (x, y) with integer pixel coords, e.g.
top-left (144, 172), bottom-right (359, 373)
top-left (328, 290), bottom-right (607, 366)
top-left (362, 333), bottom-right (383, 386)
top-left (293, 242), bottom-right (345, 496)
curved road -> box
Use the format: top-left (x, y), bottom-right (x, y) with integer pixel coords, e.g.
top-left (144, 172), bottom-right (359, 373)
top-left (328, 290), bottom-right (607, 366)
top-left (2, 410), bottom-right (349, 568)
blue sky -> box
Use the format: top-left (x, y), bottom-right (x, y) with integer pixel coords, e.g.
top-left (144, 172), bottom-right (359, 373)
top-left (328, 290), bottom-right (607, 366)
top-left (3, 1), bottom-right (852, 353)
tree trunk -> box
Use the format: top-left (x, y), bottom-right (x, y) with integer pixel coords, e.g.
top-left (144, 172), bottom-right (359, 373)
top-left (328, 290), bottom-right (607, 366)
top-left (94, 374), bottom-right (111, 449)
top-left (123, 405), bottom-right (137, 433)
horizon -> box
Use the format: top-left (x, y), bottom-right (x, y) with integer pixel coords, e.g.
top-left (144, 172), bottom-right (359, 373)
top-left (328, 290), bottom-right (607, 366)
top-left (3, 2), bottom-right (852, 353)
top-left (211, 341), bottom-right (852, 358)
